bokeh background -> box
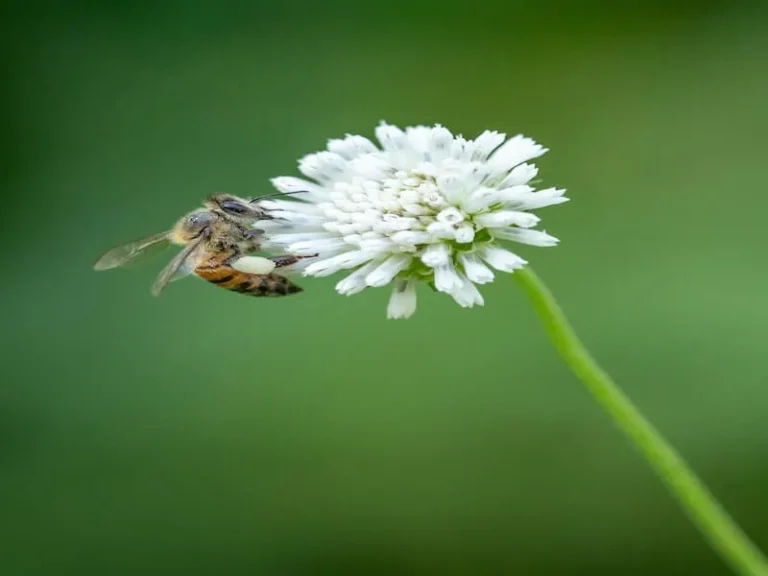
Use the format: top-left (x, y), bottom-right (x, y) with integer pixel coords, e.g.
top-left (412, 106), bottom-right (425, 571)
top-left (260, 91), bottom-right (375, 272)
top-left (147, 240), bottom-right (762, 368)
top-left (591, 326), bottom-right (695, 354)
top-left (2, 1), bottom-right (768, 574)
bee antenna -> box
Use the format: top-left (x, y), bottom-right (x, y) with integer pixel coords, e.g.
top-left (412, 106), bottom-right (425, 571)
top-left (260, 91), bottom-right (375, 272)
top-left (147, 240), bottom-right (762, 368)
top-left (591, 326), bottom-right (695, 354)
top-left (249, 190), bottom-right (307, 203)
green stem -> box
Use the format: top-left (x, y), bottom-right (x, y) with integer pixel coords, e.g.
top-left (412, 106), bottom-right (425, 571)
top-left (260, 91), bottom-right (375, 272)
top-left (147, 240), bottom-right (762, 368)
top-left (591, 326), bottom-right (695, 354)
top-left (514, 266), bottom-right (768, 576)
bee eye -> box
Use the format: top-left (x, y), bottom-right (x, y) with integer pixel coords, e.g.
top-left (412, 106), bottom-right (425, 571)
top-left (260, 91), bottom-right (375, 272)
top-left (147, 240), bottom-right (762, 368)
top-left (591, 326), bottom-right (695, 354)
top-left (221, 200), bottom-right (248, 214)
top-left (187, 212), bottom-right (212, 228)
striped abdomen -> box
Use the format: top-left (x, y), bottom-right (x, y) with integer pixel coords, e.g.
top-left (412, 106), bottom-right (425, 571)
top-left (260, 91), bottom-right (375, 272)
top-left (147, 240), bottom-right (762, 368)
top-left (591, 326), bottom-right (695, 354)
top-left (194, 262), bottom-right (302, 297)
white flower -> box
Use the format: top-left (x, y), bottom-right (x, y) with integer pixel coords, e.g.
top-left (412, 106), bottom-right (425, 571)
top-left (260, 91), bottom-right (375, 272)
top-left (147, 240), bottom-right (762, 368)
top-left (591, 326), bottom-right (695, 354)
top-left (255, 122), bottom-right (568, 319)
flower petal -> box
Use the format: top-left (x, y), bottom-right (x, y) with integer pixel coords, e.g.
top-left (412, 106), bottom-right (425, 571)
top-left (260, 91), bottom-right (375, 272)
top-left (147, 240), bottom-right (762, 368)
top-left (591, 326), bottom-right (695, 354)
top-left (503, 188), bottom-right (569, 210)
top-left (448, 274), bottom-right (485, 308)
top-left (335, 261), bottom-right (381, 295)
top-left (498, 163), bottom-right (538, 188)
top-left (304, 250), bottom-right (377, 277)
top-left (479, 246), bottom-right (527, 272)
top-left (327, 135), bottom-right (378, 159)
top-left (375, 122), bottom-right (419, 168)
top-left (461, 187), bottom-right (499, 214)
top-left (434, 262), bottom-right (464, 294)
top-left (288, 237), bottom-right (348, 256)
top-left (428, 124), bottom-right (454, 164)
top-left (472, 130), bottom-right (506, 160)
top-left (365, 254), bottom-right (413, 287)
top-left (491, 228), bottom-right (559, 246)
top-left (267, 232), bottom-right (335, 244)
top-left (387, 279), bottom-right (418, 319)
top-left (390, 231), bottom-right (432, 245)
top-left (259, 199), bottom-right (323, 214)
top-left (270, 176), bottom-right (329, 200)
top-left (459, 253), bottom-right (494, 284)
top-left (475, 210), bottom-right (540, 229)
top-left (454, 223), bottom-right (475, 243)
top-left (487, 135), bottom-right (547, 173)
top-left (421, 243), bottom-right (451, 267)
top-left (298, 152), bottom-right (348, 182)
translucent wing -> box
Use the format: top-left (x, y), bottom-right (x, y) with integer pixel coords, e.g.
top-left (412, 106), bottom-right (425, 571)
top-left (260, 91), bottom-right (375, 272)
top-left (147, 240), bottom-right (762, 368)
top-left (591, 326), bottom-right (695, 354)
top-left (167, 261), bottom-right (194, 284)
top-left (151, 235), bottom-right (206, 296)
top-left (94, 231), bottom-right (171, 271)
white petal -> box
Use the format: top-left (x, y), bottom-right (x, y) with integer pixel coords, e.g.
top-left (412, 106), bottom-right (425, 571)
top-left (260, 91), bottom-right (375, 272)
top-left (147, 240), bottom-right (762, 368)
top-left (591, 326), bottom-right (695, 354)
top-left (288, 238), bottom-right (347, 256)
top-left (304, 250), bottom-right (376, 277)
top-left (491, 228), bottom-right (559, 246)
top-left (449, 275), bottom-right (485, 308)
top-left (252, 219), bottom-right (296, 232)
top-left (335, 261), bottom-right (380, 295)
top-left (453, 223), bottom-right (475, 244)
top-left (462, 163), bottom-right (493, 191)
top-left (387, 279), bottom-right (417, 319)
top-left (348, 154), bottom-right (393, 180)
top-left (479, 246), bottom-right (528, 272)
top-left (436, 171), bottom-right (468, 204)
top-left (375, 122), bottom-right (419, 168)
top-left (461, 187), bottom-right (499, 214)
top-left (298, 152), bottom-right (349, 182)
top-left (358, 237), bottom-right (396, 253)
top-left (259, 199), bottom-right (322, 214)
top-left (365, 254), bottom-right (412, 287)
top-left (404, 126), bottom-right (432, 158)
top-left (450, 136), bottom-right (473, 162)
top-left (472, 130), bottom-right (506, 160)
top-left (487, 135), bottom-right (547, 172)
top-left (496, 185), bottom-right (534, 203)
top-left (420, 184), bottom-right (449, 209)
top-left (267, 232), bottom-right (335, 245)
top-left (504, 188), bottom-right (569, 210)
top-left (425, 221), bottom-right (455, 240)
top-left (458, 253), bottom-right (494, 284)
top-left (402, 203), bottom-right (431, 216)
top-left (499, 163), bottom-right (538, 188)
top-left (436, 207), bottom-right (465, 225)
top-left (375, 122), bottom-right (407, 152)
top-left (390, 230), bottom-right (432, 245)
top-left (231, 256), bottom-right (277, 275)
top-left (270, 176), bottom-right (329, 200)
top-left (421, 243), bottom-right (451, 267)
top-left (327, 135), bottom-right (378, 159)
top-left (434, 262), bottom-right (464, 293)
top-left (475, 210), bottom-right (540, 229)
top-left (428, 124), bottom-right (453, 163)
top-left (266, 211), bottom-right (326, 226)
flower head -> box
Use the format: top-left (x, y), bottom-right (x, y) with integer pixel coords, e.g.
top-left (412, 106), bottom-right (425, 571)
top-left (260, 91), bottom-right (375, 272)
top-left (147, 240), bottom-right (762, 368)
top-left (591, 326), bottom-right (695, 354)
top-left (255, 122), bottom-right (568, 318)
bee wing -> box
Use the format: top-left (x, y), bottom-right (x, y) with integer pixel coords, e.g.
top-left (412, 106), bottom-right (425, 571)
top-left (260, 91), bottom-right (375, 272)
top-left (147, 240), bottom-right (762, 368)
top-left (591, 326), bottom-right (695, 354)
top-left (151, 235), bottom-right (206, 296)
top-left (168, 261), bottom-right (194, 284)
top-left (94, 231), bottom-right (171, 271)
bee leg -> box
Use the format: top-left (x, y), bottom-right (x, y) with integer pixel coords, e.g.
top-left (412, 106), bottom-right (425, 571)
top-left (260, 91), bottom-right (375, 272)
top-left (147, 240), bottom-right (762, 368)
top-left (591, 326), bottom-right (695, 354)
top-left (269, 254), bottom-right (318, 268)
top-left (243, 228), bottom-right (264, 241)
top-left (232, 256), bottom-right (276, 275)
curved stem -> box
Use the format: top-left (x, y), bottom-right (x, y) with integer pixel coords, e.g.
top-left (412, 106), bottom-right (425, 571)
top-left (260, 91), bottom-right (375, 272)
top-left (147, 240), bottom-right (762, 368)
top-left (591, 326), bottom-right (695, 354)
top-left (514, 266), bottom-right (768, 576)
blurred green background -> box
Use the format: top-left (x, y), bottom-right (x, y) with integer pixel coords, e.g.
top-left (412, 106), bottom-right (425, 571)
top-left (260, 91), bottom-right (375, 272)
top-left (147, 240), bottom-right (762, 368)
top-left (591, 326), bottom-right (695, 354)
top-left (2, 1), bottom-right (768, 574)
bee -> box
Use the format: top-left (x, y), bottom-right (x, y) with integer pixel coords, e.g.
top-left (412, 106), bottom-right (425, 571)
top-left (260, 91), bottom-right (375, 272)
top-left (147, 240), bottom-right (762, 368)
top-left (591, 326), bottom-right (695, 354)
top-left (94, 194), bottom-right (309, 297)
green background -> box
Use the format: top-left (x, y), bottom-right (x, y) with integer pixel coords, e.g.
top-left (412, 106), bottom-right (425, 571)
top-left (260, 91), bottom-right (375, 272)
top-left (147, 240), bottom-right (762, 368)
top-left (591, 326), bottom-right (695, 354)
top-left (2, 1), bottom-right (767, 574)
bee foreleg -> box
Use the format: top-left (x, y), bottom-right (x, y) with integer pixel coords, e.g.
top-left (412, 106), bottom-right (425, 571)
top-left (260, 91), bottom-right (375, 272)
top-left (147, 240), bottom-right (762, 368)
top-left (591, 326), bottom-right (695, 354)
top-left (269, 254), bottom-right (319, 268)
top-left (243, 228), bottom-right (264, 241)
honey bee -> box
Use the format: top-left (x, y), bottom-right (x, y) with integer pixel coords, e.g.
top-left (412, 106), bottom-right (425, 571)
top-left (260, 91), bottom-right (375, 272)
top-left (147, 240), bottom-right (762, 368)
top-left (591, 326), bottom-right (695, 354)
top-left (94, 194), bottom-right (309, 297)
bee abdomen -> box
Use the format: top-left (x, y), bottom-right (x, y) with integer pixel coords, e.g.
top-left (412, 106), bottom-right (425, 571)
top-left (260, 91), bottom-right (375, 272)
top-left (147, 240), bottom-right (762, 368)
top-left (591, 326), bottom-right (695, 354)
top-left (194, 264), bottom-right (302, 297)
